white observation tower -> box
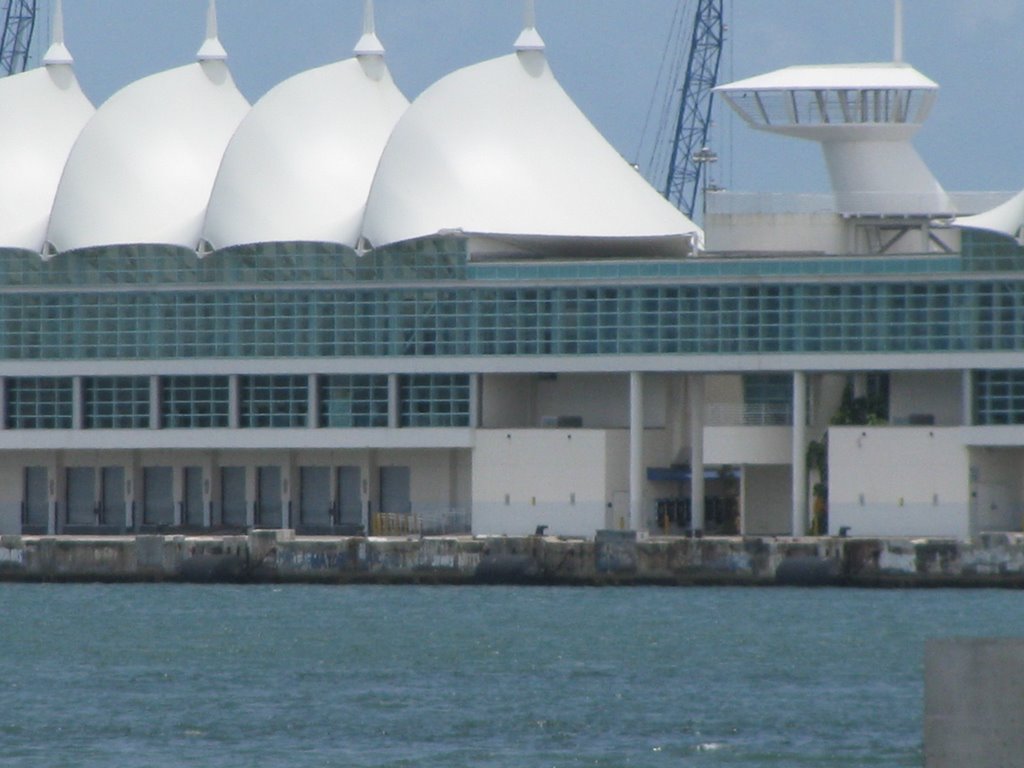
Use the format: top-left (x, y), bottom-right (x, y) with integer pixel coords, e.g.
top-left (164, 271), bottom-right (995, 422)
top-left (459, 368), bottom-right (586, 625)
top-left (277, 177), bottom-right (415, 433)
top-left (715, 0), bottom-right (953, 218)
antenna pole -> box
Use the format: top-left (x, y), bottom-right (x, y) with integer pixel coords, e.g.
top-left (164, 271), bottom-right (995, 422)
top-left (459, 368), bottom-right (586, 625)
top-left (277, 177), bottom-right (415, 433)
top-left (894, 0), bottom-right (903, 62)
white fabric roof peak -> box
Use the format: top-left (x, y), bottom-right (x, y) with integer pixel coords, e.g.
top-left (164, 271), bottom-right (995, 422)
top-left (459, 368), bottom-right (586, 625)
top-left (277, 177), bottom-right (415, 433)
top-left (354, 0), bottom-right (386, 57)
top-left (515, 0), bottom-right (546, 52)
top-left (197, 0), bottom-right (228, 61)
top-left (42, 0), bottom-right (73, 66)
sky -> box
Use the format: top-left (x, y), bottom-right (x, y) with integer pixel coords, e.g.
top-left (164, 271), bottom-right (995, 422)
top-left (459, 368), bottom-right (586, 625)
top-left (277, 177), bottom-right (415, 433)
top-left (25, 0), bottom-right (1024, 198)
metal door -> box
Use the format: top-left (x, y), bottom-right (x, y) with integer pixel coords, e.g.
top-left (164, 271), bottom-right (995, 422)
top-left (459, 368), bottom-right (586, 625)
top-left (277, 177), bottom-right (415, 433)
top-left (23, 466), bottom-right (48, 529)
top-left (65, 467), bottom-right (96, 526)
top-left (100, 466), bottom-right (125, 527)
top-left (221, 466), bottom-right (247, 528)
top-left (380, 466), bottom-right (411, 515)
top-left (183, 467), bottom-right (204, 527)
top-left (143, 466), bottom-right (174, 526)
top-left (338, 466), bottom-right (362, 527)
top-left (257, 466), bottom-right (282, 528)
top-left (299, 466), bottom-right (331, 527)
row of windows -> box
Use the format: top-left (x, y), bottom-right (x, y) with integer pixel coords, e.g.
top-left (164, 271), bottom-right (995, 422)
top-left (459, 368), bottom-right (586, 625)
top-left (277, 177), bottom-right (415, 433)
top-left (4, 375), bottom-right (470, 430)
top-left (12, 237), bottom-right (1014, 290)
top-left (2, 279), bottom-right (1024, 359)
top-left (975, 371), bottom-right (1024, 426)
top-left (0, 240), bottom-right (467, 288)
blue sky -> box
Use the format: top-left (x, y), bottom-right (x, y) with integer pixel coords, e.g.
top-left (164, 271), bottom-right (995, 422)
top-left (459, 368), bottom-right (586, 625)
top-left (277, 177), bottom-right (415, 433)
top-left (30, 0), bottom-right (1024, 196)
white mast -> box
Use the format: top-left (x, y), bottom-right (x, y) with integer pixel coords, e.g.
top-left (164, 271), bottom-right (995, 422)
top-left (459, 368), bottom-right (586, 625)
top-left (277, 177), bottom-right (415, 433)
top-left (354, 0), bottom-right (386, 56)
top-left (514, 0), bottom-right (546, 52)
top-left (43, 0), bottom-right (73, 65)
top-left (894, 0), bottom-right (904, 63)
top-left (197, 0), bottom-right (228, 61)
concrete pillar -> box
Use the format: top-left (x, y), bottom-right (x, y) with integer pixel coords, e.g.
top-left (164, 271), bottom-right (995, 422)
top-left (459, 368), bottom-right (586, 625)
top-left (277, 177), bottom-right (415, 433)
top-left (228, 374), bottom-right (241, 429)
top-left (72, 376), bottom-right (84, 430)
top-left (688, 374), bottom-right (705, 533)
top-left (388, 374), bottom-right (400, 430)
top-left (0, 377), bottom-right (6, 431)
top-left (792, 371), bottom-right (808, 536)
top-left (962, 369), bottom-right (973, 426)
top-left (307, 374), bottom-right (320, 429)
top-left (149, 375), bottom-right (161, 430)
top-left (468, 374), bottom-right (481, 429)
top-left (629, 372), bottom-right (644, 532)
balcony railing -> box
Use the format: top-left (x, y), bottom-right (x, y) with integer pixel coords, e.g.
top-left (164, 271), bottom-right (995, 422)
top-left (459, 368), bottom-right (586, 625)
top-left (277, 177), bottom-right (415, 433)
top-left (706, 402), bottom-right (794, 427)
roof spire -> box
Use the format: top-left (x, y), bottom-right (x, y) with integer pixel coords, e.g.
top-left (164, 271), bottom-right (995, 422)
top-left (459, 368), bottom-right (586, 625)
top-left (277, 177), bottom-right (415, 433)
top-left (354, 0), bottom-right (386, 57)
top-left (197, 0), bottom-right (228, 61)
top-left (514, 0), bottom-right (546, 52)
top-left (893, 0), bottom-right (904, 63)
top-left (43, 0), bottom-right (74, 65)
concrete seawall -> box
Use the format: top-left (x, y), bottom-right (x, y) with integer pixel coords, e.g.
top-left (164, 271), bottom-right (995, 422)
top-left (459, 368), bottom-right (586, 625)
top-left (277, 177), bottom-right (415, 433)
top-left (4, 530), bottom-right (1024, 586)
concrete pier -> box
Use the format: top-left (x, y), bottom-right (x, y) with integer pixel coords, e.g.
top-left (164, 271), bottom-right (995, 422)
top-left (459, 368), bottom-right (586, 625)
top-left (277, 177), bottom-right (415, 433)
top-left (5, 531), bottom-right (1024, 585)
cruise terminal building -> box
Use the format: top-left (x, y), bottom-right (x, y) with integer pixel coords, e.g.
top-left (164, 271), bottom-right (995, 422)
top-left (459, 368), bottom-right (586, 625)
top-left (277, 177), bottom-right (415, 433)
top-left (2, 1), bottom-right (1024, 542)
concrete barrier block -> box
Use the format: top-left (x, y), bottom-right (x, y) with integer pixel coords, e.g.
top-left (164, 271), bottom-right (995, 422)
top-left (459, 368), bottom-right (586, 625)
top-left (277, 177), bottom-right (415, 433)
top-left (595, 529), bottom-right (637, 574)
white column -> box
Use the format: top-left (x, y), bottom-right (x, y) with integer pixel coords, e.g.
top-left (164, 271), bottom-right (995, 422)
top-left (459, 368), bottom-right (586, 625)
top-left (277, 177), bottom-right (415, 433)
top-left (688, 375), bottom-right (705, 533)
top-left (962, 369), bottom-right (973, 426)
top-left (629, 372), bottom-right (644, 532)
top-left (0, 377), bottom-right (6, 431)
top-left (388, 374), bottom-right (400, 429)
top-left (792, 371), bottom-right (808, 536)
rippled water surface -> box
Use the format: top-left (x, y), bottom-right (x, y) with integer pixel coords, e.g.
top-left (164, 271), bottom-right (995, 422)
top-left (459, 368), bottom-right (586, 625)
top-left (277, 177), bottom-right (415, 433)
top-left (2, 584), bottom-right (1022, 767)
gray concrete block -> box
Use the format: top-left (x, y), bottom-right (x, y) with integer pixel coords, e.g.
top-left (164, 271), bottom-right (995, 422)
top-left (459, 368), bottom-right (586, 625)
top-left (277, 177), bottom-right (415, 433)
top-left (925, 638), bottom-right (1024, 768)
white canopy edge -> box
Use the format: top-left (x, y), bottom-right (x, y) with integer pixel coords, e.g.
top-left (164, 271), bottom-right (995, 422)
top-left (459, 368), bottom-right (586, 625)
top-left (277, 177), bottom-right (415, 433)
top-left (717, 62), bottom-right (938, 92)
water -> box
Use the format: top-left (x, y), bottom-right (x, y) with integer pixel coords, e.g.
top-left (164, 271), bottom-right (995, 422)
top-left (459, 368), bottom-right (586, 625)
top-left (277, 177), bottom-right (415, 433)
top-left (1, 585), bottom-right (1022, 768)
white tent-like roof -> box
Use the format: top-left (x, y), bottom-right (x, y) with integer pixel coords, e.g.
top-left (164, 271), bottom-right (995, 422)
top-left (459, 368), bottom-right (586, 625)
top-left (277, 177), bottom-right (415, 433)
top-left (46, 1), bottom-right (249, 254)
top-left (202, 1), bottom-right (408, 251)
top-left (0, 0), bottom-right (93, 252)
top-left (955, 189), bottom-right (1024, 244)
top-left (362, 15), bottom-right (700, 257)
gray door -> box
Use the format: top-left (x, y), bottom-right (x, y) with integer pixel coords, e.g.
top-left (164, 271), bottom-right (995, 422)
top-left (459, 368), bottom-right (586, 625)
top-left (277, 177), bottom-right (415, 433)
top-left (221, 467), bottom-right (247, 528)
top-left (143, 466), bottom-right (174, 526)
top-left (66, 467), bottom-right (96, 526)
top-left (23, 467), bottom-right (48, 529)
top-left (380, 466), bottom-right (411, 515)
top-left (299, 466), bottom-right (331, 527)
top-left (184, 467), bottom-right (204, 527)
top-left (100, 466), bottom-right (125, 527)
top-left (257, 466), bottom-right (282, 528)
top-left (338, 466), bottom-right (362, 528)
